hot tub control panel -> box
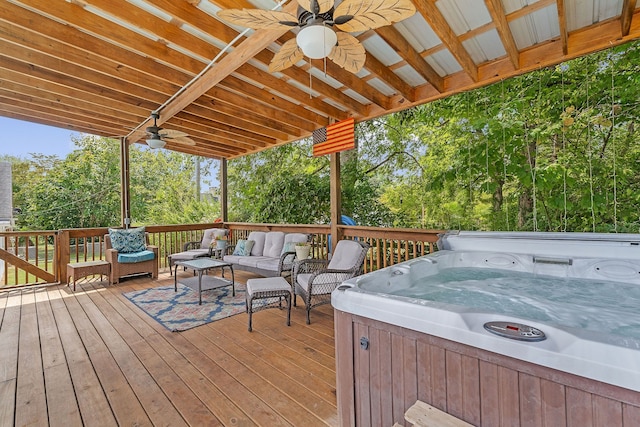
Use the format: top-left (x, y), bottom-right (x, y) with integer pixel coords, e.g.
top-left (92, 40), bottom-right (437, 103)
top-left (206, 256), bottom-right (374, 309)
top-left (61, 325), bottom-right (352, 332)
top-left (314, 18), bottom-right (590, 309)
top-left (484, 321), bottom-right (546, 342)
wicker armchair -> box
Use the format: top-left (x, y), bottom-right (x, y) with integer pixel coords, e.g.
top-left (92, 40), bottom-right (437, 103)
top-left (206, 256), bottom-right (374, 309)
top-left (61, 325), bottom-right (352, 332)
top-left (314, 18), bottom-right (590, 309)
top-left (293, 239), bottom-right (370, 324)
top-left (104, 233), bottom-right (158, 284)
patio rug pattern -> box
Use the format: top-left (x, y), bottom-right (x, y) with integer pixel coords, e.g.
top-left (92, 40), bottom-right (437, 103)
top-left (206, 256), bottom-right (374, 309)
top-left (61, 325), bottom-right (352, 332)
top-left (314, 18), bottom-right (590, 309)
top-left (124, 283), bottom-right (246, 332)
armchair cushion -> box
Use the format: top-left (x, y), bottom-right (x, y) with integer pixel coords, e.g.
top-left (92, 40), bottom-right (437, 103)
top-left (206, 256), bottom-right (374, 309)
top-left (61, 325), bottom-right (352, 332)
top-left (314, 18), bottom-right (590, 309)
top-left (108, 226), bottom-right (146, 253)
top-left (328, 239), bottom-right (365, 270)
top-left (117, 250), bottom-right (155, 264)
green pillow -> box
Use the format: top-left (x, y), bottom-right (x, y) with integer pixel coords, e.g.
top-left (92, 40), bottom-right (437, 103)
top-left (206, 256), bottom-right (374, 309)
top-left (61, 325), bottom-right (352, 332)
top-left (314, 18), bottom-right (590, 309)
top-left (108, 226), bottom-right (146, 253)
top-left (232, 239), bottom-right (255, 256)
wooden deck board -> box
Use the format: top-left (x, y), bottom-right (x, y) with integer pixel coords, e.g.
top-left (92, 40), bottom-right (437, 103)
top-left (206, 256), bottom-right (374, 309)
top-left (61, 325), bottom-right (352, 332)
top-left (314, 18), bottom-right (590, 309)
top-left (0, 270), bottom-right (338, 426)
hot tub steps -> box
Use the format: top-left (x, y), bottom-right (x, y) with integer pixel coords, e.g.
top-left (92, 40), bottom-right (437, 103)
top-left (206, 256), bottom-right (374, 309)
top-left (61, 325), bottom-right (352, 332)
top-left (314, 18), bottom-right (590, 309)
top-left (395, 400), bottom-right (473, 427)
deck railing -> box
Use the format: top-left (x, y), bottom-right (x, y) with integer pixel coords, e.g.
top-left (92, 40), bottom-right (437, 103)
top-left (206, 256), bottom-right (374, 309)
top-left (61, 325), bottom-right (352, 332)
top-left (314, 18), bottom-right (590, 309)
top-left (0, 223), bottom-right (444, 288)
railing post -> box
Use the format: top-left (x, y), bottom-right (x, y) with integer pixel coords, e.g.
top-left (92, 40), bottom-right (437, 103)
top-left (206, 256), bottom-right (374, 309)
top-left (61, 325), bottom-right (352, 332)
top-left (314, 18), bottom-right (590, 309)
top-left (58, 229), bottom-right (70, 284)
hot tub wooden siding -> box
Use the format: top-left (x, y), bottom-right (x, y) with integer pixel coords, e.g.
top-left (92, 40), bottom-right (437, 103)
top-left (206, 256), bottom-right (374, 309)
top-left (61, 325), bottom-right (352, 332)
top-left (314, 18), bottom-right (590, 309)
top-left (335, 310), bottom-right (640, 427)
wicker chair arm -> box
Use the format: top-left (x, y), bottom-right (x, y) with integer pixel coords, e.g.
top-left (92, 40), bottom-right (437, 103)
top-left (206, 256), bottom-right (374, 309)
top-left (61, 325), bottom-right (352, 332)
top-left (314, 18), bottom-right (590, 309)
top-left (294, 258), bottom-right (329, 275)
top-left (278, 251), bottom-right (297, 275)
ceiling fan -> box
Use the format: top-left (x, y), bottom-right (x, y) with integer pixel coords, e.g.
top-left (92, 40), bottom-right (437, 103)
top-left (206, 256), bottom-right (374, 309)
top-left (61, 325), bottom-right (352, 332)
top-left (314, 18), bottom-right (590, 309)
top-left (217, 0), bottom-right (416, 74)
top-left (145, 112), bottom-right (195, 149)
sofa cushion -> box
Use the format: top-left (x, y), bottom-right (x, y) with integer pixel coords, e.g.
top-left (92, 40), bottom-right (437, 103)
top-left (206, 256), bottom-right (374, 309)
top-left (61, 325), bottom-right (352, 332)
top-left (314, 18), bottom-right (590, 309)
top-left (282, 233), bottom-right (308, 254)
top-left (223, 255), bottom-right (244, 264)
top-left (117, 249), bottom-right (155, 264)
top-left (237, 256), bottom-right (272, 268)
top-left (255, 258), bottom-right (281, 272)
top-left (232, 239), bottom-right (255, 256)
top-left (263, 232), bottom-right (285, 258)
top-left (247, 231), bottom-right (266, 256)
top-left (108, 226), bottom-right (146, 253)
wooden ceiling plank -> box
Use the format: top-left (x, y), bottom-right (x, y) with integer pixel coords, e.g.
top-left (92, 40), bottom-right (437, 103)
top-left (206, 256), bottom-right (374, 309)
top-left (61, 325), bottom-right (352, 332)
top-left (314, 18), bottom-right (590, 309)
top-left (0, 55), bottom-right (158, 114)
top-left (129, 2), bottom-right (300, 140)
top-left (505, 0), bottom-right (555, 22)
top-left (204, 87), bottom-right (317, 133)
top-left (182, 102), bottom-right (290, 141)
top-left (307, 57), bottom-right (393, 110)
top-left (0, 70), bottom-right (146, 123)
top-left (621, 0), bottom-right (638, 36)
top-left (484, 0), bottom-right (520, 68)
top-left (251, 50), bottom-right (370, 116)
top-left (363, 53), bottom-right (416, 102)
top-left (218, 76), bottom-right (330, 126)
top-left (13, 0), bottom-right (324, 145)
top-left (149, 0), bottom-right (372, 116)
top-left (234, 63), bottom-right (349, 120)
top-left (556, 0), bottom-right (569, 55)
top-left (413, 0), bottom-right (479, 82)
top-left (374, 26), bottom-right (444, 93)
top-left (0, 88), bottom-right (139, 130)
top-left (194, 94), bottom-right (303, 137)
top-left (0, 102), bottom-right (126, 136)
top-left (169, 114), bottom-right (271, 148)
top-left (173, 112), bottom-right (273, 147)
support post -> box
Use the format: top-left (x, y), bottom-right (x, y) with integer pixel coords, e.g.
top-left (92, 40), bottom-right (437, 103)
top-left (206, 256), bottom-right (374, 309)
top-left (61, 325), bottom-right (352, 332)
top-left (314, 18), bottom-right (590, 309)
top-left (330, 152), bottom-right (342, 253)
top-left (120, 137), bottom-right (131, 229)
top-left (220, 158), bottom-right (228, 222)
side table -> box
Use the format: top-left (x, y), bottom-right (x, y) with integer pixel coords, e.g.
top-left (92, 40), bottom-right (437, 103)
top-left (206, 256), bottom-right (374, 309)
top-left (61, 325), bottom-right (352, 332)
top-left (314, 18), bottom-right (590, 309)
top-left (67, 260), bottom-right (111, 291)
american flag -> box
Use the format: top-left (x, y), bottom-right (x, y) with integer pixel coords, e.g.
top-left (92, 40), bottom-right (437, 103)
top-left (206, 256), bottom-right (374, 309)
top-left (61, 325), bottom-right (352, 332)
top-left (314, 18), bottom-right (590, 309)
top-left (312, 118), bottom-right (355, 157)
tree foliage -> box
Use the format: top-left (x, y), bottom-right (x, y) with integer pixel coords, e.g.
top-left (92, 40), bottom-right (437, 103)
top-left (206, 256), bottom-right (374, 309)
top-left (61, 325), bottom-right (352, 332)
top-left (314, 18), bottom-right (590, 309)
top-left (6, 136), bottom-right (219, 230)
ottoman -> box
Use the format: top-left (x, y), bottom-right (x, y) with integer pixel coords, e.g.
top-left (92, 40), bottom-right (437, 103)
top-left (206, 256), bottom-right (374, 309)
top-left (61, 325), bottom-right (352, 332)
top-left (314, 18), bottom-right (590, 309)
top-left (245, 277), bottom-right (292, 332)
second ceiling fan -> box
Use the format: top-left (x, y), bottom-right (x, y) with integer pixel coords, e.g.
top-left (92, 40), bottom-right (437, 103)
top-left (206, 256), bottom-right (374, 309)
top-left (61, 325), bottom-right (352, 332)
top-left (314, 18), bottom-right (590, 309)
top-left (217, 0), bottom-right (416, 74)
top-left (145, 112), bottom-right (195, 149)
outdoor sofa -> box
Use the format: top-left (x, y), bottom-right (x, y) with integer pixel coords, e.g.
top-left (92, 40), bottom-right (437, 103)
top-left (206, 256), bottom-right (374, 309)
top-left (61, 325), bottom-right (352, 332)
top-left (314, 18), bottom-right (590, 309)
top-left (223, 231), bottom-right (309, 278)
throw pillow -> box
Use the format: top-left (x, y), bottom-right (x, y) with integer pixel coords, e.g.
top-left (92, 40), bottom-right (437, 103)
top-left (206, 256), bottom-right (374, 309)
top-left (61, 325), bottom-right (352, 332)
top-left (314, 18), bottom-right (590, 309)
top-left (108, 227), bottom-right (146, 253)
top-left (232, 239), bottom-right (255, 256)
top-left (281, 241), bottom-right (297, 255)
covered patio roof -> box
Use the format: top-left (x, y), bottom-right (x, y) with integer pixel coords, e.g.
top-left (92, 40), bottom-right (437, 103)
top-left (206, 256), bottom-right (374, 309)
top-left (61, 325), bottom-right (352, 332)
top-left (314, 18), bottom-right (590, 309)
top-left (2, 0), bottom-right (640, 159)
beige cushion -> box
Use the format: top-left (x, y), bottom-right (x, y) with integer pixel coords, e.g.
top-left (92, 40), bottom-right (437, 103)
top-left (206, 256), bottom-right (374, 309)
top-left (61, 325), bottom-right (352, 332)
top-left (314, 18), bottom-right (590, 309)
top-left (263, 232), bottom-right (285, 258)
top-left (328, 240), bottom-right (364, 270)
top-left (247, 231), bottom-right (266, 256)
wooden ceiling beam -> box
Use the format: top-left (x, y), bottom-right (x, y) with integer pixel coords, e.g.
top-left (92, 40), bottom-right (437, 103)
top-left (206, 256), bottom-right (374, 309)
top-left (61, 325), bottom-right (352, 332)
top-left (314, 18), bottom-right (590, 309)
top-left (0, 88), bottom-right (138, 131)
top-left (375, 26), bottom-right (444, 92)
top-left (413, 0), bottom-right (479, 82)
top-left (218, 75), bottom-right (330, 127)
top-left (172, 111), bottom-right (273, 147)
top-left (149, 0), bottom-right (373, 116)
top-left (233, 63), bottom-right (348, 120)
top-left (0, 71), bottom-right (146, 124)
top-left (0, 102), bottom-right (125, 136)
top-left (505, 0), bottom-right (556, 22)
top-left (363, 53), bottom-right (416, 102)
top-left (484, 0), bottom-right (520, 68)
top-left (12, 0), bottom-right (341, 132)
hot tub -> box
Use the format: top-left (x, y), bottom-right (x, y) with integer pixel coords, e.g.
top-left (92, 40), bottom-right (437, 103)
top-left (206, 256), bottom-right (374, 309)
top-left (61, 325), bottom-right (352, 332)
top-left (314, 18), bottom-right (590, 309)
top-left (332, 231), bottom-right (640, 426)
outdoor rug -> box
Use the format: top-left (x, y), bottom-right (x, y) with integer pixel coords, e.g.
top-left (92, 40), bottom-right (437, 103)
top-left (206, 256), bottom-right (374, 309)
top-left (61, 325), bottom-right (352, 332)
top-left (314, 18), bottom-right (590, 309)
top-left (124, 283), bottom-right (246, 332)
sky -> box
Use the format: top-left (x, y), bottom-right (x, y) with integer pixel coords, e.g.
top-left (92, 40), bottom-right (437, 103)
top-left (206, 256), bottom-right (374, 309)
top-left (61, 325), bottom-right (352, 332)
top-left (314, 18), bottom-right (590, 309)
top-left (0, 117), bottom-right (81, 159)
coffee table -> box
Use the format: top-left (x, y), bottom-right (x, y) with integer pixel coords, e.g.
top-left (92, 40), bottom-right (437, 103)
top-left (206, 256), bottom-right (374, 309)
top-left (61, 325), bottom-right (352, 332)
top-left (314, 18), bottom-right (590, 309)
top-left (174, 258), bottom-right (235, 305)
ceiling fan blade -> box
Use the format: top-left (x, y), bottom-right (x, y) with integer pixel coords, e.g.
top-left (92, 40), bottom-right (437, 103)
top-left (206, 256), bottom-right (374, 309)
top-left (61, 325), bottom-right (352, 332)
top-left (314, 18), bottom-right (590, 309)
top-left (268, 38), bottom-right (305, 72)
top-left (297, 0), bottom-right (334, 14)
top-left (159, 128), bottom-right (188, 138)
top-left (217, 9), bottom-right (298, 29)
top-left (328, 32), bottom-right (366, 73)
top-left (168, 136), bottom-right (196, 146)
top-left (334, 0), bottom-right (416, 33)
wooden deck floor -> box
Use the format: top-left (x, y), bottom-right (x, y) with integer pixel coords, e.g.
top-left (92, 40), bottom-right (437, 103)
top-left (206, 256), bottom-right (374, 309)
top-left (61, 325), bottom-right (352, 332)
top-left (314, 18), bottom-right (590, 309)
top-left (0, 270), bottom-right (338, 426)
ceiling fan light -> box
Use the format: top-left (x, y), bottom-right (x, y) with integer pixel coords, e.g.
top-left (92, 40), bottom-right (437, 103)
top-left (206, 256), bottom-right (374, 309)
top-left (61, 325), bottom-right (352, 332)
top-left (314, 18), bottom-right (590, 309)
top-left (296, 25), bottom-right (337, 59)
top-left (146, 137), bottom-right (166, 149)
